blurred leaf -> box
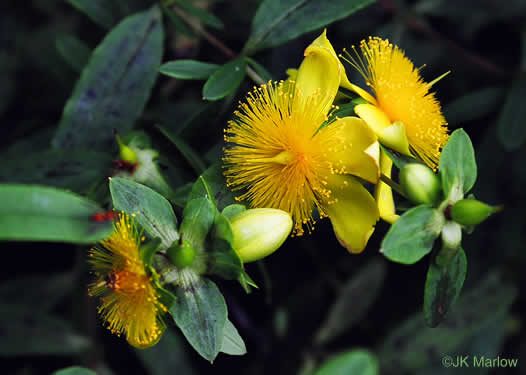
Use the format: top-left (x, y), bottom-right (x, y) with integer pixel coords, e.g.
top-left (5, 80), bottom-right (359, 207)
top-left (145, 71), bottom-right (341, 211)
top-left (171, 278), bottom-right (227, 362)
top-left (243, 0), bottom-right (375, 54)
top-left (444, 87), bottom-right (505, 125)
top-left (188, 163), bottom-right (237, 211)
top-left (439, 129), bottom-right (477, 201)
top-left (53, 368), bottom-right (96, 375)
top-left (244, 57), bottom-right (273, 81)
top-left (53, 6), bottom-right (163, 150)
top-left (315, 260), bottom-right (386, 345)
top-left (313, 349), bottom-right (379, 375)
top-left (0, 306), bottom-right (91, 356)
top-left (110, 177), bottom-right (179, 248)
top-left (160, 60), bottom-right (219, 80)
top-left (379, 273), bottom-right (517, 373)
top-left (0, 184), bottom-right (112, 243)
top-left (162, 6), bottom-right (197, 38)
top-left (180, 197), bottom-right (216, 252)
top-left (0, 149), bottom-right (111, 193)
top-left (0, 272), bottom-right (76, 312)
top-left (173, 0), bottom-right (224, 29)
top-left (66, 0), bottom-right (117, 29)
top-left (202, 58), bottom-right (247, 101)
top-left (220, 319), bottom-right (247, 356)
top-left (423, 248), bottom-right (467, 327)
top-left (380, 206), bottom-right (443, 264)
top-left (136, 329), bottom-right (198, 375)
top-left (156, 124), bottom-right (207, 175)
top-left (55, 34), bottom-right (92, 73)
top-left (497, 74), bottom-right (526, 150)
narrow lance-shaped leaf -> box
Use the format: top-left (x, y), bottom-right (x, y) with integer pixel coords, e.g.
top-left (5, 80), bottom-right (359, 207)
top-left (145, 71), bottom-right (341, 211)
top-left (66, 0), bottom-right (117, 29)
top-left (0, 184), bottom-right (113, 244)
top-left (53, 6), bottom-right (164, 150)
top-left (220, 319), bottom-right (247, 356)
top-left (202, 58), bottom-right (247, 101)
top-left (160, 60), bottom-right (219, 80)
top-left (497, 74), bottom-right (526, 151)
top-left (179, 197), bottom-right (216, 252)
top-left (55, 34), bottom-right (92, 73)
top-left (110, 177), bottom-right (179, 248)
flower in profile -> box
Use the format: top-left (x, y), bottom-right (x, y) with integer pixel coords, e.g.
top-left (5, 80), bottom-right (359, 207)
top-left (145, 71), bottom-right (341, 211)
top-left (223, 31), bottom-right (381, 253)
top-left (339, 37), bottom-right (449, 222)
top-left (89, 213), bottom-right (166, 348)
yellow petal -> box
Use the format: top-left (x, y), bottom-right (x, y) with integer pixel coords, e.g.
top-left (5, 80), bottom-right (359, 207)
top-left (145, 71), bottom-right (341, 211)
top-left (325, 117), bottom-right (380, 183)
top-left (295, 30), bottom-right (341, 117)
top-left (375, 150), bottom-right (399, 224)
top-left (285, 68), bottom-right (298, 81)
top-left (377, 121), bottom-right (412, 156)
top-left (355, 103), bottom-right (391, 134)
top-left (324, 174), bottom-right (379, 254)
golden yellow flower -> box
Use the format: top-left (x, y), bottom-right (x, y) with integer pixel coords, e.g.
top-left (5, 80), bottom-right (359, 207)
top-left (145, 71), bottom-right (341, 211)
top-left (223, 31), bottom-right (381, 254)
top-left (339, 37), bottom-right (449, 223)
top-left (89, 213), bottom-right (166, 349)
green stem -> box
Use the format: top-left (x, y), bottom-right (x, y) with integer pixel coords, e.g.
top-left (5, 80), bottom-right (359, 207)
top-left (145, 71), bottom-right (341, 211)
top-left (380, 173), bottom-right (407, 198)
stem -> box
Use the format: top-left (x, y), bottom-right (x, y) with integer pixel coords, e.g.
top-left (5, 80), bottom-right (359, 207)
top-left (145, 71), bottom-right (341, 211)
top-left (380, 173), bottom-right (407, 198)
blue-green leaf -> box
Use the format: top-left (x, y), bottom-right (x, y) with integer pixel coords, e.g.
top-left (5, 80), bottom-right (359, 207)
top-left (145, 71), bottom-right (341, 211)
top-left (160, 60), bottom-right (219, 80)
top-left (313, 349), bottom-right (379, 375)
top-left (202, 58), bottom-right (247, 101)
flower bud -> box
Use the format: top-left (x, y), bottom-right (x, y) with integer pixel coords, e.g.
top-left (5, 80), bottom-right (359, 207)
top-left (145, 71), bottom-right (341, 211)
top-left (229, 208), bottom-right (292, 263)
top-left (167, 240), bottom-right (196, 268)
top-left (450, 199), bottom-right (499, 226)
top-left (116, 134), bottom-right (138, 164)
top-left (399, 163), bottom-right (441, 205)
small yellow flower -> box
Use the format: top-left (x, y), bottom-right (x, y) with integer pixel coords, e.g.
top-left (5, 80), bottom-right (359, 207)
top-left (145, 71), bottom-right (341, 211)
top-left (89, 213), bottom-right (166, 349)
top-left (339, 37), bottom-right (449, 223)
top-left (223, 31), bottom-right (381, 254)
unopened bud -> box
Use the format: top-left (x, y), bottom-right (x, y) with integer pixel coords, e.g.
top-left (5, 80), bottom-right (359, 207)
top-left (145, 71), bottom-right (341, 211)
top-left (116, 134), bottom-right (138, 164)
top-left (399, 163), bottom-right (441, 205)
top-left (167, 240), bottom-right (196, 268)
top-left (229, 208), bottom-right (292, 263)
top-left (450, 199), bottom-right (500, 226)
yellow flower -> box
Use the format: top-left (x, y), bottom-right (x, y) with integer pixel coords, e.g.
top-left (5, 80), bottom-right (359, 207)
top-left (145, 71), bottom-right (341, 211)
top-left (89, 213), bottom-right (166, 349)
top-left (223, 31), bottom-right (381, 254)
top-left (339, 37), bottom-right (449, 223)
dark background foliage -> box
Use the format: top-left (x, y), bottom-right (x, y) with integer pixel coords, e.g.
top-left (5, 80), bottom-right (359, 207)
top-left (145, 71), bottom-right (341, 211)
top-left (1, 0), bottom-right (525, 374)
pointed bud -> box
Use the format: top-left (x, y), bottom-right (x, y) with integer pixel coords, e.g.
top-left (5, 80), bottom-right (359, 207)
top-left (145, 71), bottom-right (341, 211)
top-left (450, 199), bottom-right (500, 226)
top-left (116, 134), bottom-right (138, 164)
top-left (229, 208), bottom-right (292, 263)
top-left (399, 163), bottom-right (441, 205)
top-left (167, 240), bottom-right (196, 269)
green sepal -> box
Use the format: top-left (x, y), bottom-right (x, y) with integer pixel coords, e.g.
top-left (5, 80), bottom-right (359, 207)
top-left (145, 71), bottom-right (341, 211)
top-left (423, 248), bottom-right (467, 327)
top-left (221, 204), bottom-right (247, 220)
top-left (380, 206), bottom-right (444, 264)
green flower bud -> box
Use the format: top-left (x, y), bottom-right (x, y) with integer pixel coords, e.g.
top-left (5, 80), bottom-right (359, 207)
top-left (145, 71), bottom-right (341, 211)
top-left (399, 163), bottom-right (441, 205)
top-left (167, 240), bottom-right (196, 269)
top-left (450, 199), bottom-right (500, 226)
top-left (229, 208), bottom-right (292, 263)
top-left (116, 134), bottom-right (138, 164)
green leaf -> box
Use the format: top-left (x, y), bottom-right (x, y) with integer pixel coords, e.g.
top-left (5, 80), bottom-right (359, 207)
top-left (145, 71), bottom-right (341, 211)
top-left (202, 58), bottom-right (247, 101)
top-left (220, 319), bottom-right (246, 356)
top-left (438, 129), bottom-right (477, 201)
top-left (55, 34), bottom-right (92, 73)
top-left (380, 206), bottom-right (444, 264)
top-left (156, 124), bottom-right (207, 175)
top-left (66, 0), bottom-right (117, 29)
top-left (53, 6), bottom-right (164, 150)
top-left (0, 184), bottom-right (112, 244)
top-left (315, 260), bottom-right (386, 345)
top-left (207, 213), bottom-right (244, 280)
top-left (221, 204), bottom-right (247, 220)
top-left (423, 248), bottom-right (467, 327)
top-left (0, 149), bottom-right (111, 193)
top-left (136, 330), bottom-right (198, 375)
top-left (179, 198), bottom-right (216, 252)
top-left (140, 238), bottom-right (162, 268)
top-left (313, 349), bottom-right (379, 375)
top-left (0, 306), bottom-right (91, 356)
top-left (188, 163), bottom-right (237, 211)
top-left (244, 57), bottom-right (273, 82)
top-left (110, 177), bottom-right (179, 248)
top-left (160, 60), bottom-right (219, 80)
top-left (444, 86), bottom-right (505, 125)
top-left (243, 0), bottom-right (375, 54)
top-left (173, 0), bottom-right (224, 29)
top-left (162, 6), bottom-right (197, 39)
top-left (497, 74), bottom-right (526, 150)
top-left (171, 278), bottom-right (227, 362)
top-left (53, 368), bottom-right (97, 375)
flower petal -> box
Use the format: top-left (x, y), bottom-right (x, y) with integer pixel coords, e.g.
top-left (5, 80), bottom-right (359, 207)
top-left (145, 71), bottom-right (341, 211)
top-left (326, 116), bottom-right (380, 183)
top-left (355, 103), bottom-right (391, 134)
top-left (378, 121), bottom-right (412, 156)
top-left (324, 174), bottom-right (379, 254)
top-left (295, 30), bottom-right (341, 117)
top-left (375, 150), bottom-right (399, 224)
